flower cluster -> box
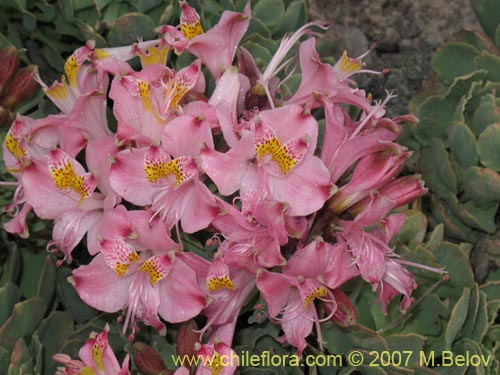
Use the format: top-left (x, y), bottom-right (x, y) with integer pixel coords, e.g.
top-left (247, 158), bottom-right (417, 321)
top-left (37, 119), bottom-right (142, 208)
top-left (2, 2), bottom-right (442, 373)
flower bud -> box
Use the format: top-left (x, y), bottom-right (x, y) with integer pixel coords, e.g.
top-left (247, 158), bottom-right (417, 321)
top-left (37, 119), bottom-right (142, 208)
top-left (133, 342), bottom-right (168, 375)
top-left (2, 65), bottom-right (39, 109)
top-left (0, 46), bottom-right (20, 97)
top-left (0, 106), bottom-right (15, 127)
top-left (324, 289), bottom-right (356, 327)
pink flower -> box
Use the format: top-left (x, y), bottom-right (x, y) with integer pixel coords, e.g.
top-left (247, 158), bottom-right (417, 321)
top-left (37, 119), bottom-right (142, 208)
top-left (72, 239), bottom-right (206, 334)
top-left (211, 200), bottom-right (286, 270)
top-left (71, 206), bottom-right (206, 333)
top-left (200, 104), bottom-right (332, 216)
top-left (328, 144), bottom-right (410, 213)
top-left (53, 324), bottom-right (130, 375)
top-left (257, 239), bottom-right (357, 356)
top-left (320, 95), bottom-right (402, 184)
top-left (160, 2), bottom-right (251, 80)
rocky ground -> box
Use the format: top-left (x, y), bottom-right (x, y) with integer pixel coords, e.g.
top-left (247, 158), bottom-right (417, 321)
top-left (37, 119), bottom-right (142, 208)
top-left (307, 0), bottom-right (481, 116)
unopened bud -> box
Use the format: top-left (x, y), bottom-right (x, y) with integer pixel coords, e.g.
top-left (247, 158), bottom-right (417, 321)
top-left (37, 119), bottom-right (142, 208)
top-left (2, 65), bottom-right (39, 109)
top-left (0, 46), bottom-right (21, 97)
top-left (0, 106), bottom-right (15, 127)
top-left (133, 342), bottom-right (167, 375)
top-left (324, 290), bottom-right (356, 327)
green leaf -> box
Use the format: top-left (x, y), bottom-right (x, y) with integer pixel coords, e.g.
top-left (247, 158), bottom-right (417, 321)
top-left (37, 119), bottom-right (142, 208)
top-left (36, 254), bottom-right (57, 306)
top-left (158, 3), bottom-right (177, 26)
top-left (448, 121), bottom-right (478, 168)
top-left (461, 284), bottom-right (479, 339)
top-left (458, 200), bottom-right (498, 233)
top-left (108, 13), bottom-right (156, 46)
top-left (56, 266), bottom-right (98, 324)
top-left (434, 199), bottom-right (476, 241)
top-left (322, 323), bottom-right (387, 354)
top-left (19, 249), bottom-right (47, 300)
top-left (443, 70), bottom-right (488, 103)
top-left (100, 2), bottom-right (133, 24)
top-left (393, 209), bottom-right (427, 244)
top-left (245, 17), bottom-right (271, 40)
top-left (274, 0), bottom-right (307, 36)
top-left (432, 242), bottom-right (475, 301)
top-left (7, 338), bottom-right (33, 375)
top-left (470, 0), bottom-right (500, 41)
top-left (59, 0), bottom-right (74, 19)
top-left (470, 292), bottom-right (488, 342)
top-left (242, 41), bottom-right (273, 67)
top-left (400, 294), bottom-right (448, 337)
top-left (432, 43), bottom-right (479, 85)
top-left (0, 283), bottom-right (20, 325)
top-left (476, 52), bottom-right (500, 82)
top-left (253, 0), bottom-right (285, 28)
top-left (496, 24), bottom-right (500, 50)
top-left (137, 0), bottom-right (163, 13)
top-left (31, 334), bottom-right (43, 375)
top-left (480, 281), bottom-right (500, 302)
top-left (0, 244), bottom-right (21, 286)
top-left (477, 123), bottom-right (500, 171)
top-left (0, 297), bottom-right (46, 352)
top-left (0, 346), bottom-right (9, 374)
top-left (471, 94), bottom-right (500, 137)
top-left (419, 139), bottom-right (457, 195)
top-left (426, 224), bottom-right (444, 250)
top-left (462, 166), bottom-right (500, 205)
top-left (413, 96), bottom-right (457, 144)
top-left (35, 311), bottom-right (75, 375)
top-left (386, 334), bottom-right (425, 366)
top-left (22, 11), bottom-right (37, 31)
top-left (445, 287), bottom-right (470, 350)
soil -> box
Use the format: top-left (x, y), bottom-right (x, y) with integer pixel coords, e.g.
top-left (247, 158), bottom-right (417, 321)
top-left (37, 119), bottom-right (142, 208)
top-left (307, 0), bottom-right (482, 116)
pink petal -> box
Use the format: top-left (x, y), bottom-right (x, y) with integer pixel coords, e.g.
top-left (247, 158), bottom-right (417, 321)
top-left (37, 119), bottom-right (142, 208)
top-left (200, 133), bottom-right (255, 196)
top-left (256, 270), bottom-right (293, 318)
top-left (187, 5), bottom-right (251, 80)
top-left (109, 148), bottom-right (160, 206)
top-left (52, 208), bottom-right (102, 261)
top-left (72, 254), bottom-right (132, 312)
top-left (158, 257), bottom-right (206, 323)
top-left (208, 67), bottom-right (242, 147)
top-left (268, 153), bottom-right (331, 216)
top-left (161, 113), bottom-right (214, 157)
top-left (256, 104), bottom-right (318, 151)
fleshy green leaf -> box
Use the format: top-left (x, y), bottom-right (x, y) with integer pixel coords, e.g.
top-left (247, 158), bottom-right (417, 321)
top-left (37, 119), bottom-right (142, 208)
top-left (0, 297), bottom-right (46, 352)
top-left (393, 209), bottom-right (428, 244)
top-left (253, 0), bottom-right (285, 28)
top-left (0, 282), bottom-right (20, 325)
top-left (448, 121), bottom-right (478, 168)
top-left (36, 254), bottom-right (57, 306)
top-left (444, 287), bottom-right (470, 350)
top-left (462, 166), bottom-right (500, 205)
top-left (108, 13), bottom-right (156, 46)
top-left (470, 0), bottom-right (500, 41)
top-left (413, 96), bottom-right (457, 143)
top-left (386, 334), bottom-right (425, 366)
top-left (7, 338), bottom-right (33, 375)
top-left (419, 139), bottom-right (457, 195)
top-left (35, 311), bottom-right (75, 375)
top-left (432, 242), bottom-right (475, 301)
top-left (275, 0), bottom-right (307, 36)
top-left (56, 266), bottom-right (98, 324)
top-left (477, 123), bottom-right (500, 171)
top-left (432, 43), bottom-right (479, 84)
top-left (471, 94), bottom-right (500, 137)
